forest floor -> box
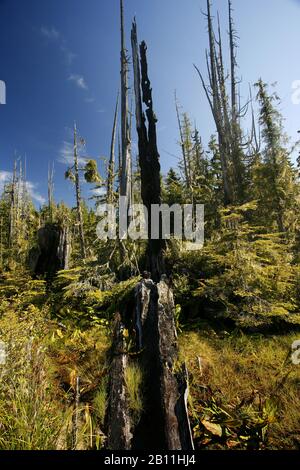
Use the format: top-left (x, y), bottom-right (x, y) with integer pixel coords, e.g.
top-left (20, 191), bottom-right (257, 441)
top-left (0, 269), bottom-right (299, 450)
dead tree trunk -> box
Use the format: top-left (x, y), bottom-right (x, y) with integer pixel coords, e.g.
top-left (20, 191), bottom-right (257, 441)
top-left (194, 2), bottom-right (231, 205)
top-left (228, 0), bottom-right (245, 201)
top-left (48, 162), bottom-right (54, 223)
top-left (206, 0), bottom-right (232, 205)
top-left (118, 132), bottom-right (122, 197)
top-left (57, 226), bottom-right (70, 270)
top-left (195, 0), bottom-right (247, 204)
top-left (120, 0), bottom-right (132, 203)
top-left (106, 15), bottom-right (194, 452)
top-left (175, 93), bottom-right (191, 189)
top-left (132, 23), bottom-right (193, 448)
top-left (29, 224), bottom-right (70, 279)
top-left (107, 92), bottom-right (119, 204)
top-left (229, 0), bottom-right (237, 124)
top-left (130, 277), bottom-right (194, 450)
top-left (19, 157), bottom-right (30, 245)
top-left (157, 279), bottom-right (194, 450)
top-left (131, 20), bottom-right (165, 281)
top-left (9, 159), bottom-right (17, 249)
top-left (73, 123), bottom-right (86, 259)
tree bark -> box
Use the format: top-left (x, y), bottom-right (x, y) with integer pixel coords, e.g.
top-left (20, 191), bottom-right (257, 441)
top-left (130, 278), bottom-right (194, 450)
top-left (131, 20), bottom-right (165, 281)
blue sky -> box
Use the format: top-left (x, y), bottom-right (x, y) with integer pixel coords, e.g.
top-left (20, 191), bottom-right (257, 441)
top-left (0, 0), bottom-right (300, 207)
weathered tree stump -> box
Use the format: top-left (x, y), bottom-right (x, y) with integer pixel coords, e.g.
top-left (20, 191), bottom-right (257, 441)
top-left (107, 277), bottom-right (194, 450)
top-left (29, 224), bottom-right (70, 278)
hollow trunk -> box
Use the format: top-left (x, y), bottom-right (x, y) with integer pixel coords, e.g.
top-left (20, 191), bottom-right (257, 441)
top-left (107, 278), bottom-right (194, 450)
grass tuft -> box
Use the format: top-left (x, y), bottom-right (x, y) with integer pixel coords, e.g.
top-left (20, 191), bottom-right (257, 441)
top-left (125, 362), bottom-right (143, 423)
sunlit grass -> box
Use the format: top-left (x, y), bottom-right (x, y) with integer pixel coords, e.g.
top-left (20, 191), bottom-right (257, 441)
top-left (125, 361), bottom-right (144, 423)
top-left (93, 379), bottom-right (108, 427)
top-left (179, 327), bottom-right (300, 449)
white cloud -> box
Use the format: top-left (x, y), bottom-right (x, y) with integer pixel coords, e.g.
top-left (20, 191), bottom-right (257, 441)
top-left (0, 170), bottom-right (12, 192)
top-left (25, 182), bottom-right (46, 205)
top-left (68, 74), bottom-right (88, 90)
top-left (40, 26), bottom-right (76, 65)
top-left (64, 126), bottom-right (74, 138)
top-left (41, 26), bottom-right (60, 40)
top-left (90, 187), bottom-right (106, 197)
top-left (0, 170), bottom-right (12, 182)
top-left (41, 26), bottom-right (90, 93)
top-left (60, 45), bottom-right (76, 65)
top-left (58, 141), bottom-right (74, 165)
top-left (58, 141), bottom-right (87, 166)
top-left (85, 97), bottom-right (95, 103)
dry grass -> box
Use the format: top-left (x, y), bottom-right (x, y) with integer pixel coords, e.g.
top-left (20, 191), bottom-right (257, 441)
top-left (0, 308), bottom-right (66, 449)
top-left (179, 327), bottom-right (300, 449)
top-left (93, 380), bottom-right (108, 427)
top-left (0, 304), bottom-right (111, 449)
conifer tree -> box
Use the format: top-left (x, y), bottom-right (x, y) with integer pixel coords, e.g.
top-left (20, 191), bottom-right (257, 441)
top-left (253, 80), bottom-right (300, 233)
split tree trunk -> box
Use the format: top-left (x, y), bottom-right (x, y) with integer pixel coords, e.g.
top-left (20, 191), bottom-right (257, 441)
top-left (107, 277), bottom-right (194, 450)
top-left (131, 20), bottom-right (165, 281)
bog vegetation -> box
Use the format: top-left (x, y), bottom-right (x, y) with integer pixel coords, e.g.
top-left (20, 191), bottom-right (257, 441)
top-left (0, 0), bottom-right (299, 450)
